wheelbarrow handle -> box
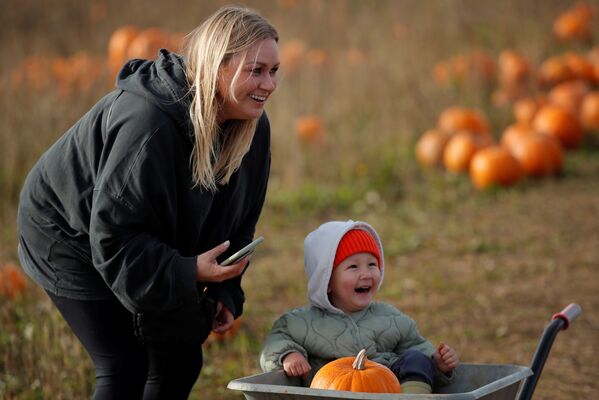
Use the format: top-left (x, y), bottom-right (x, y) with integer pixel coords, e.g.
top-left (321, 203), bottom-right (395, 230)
top-left (518, 303), bottom-right (582, 400)
top-left (551, 303), bottom-right (581, 330)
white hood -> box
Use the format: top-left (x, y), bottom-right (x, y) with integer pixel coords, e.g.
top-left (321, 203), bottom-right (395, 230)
top-left (303, 220), bottom-right (385, 314)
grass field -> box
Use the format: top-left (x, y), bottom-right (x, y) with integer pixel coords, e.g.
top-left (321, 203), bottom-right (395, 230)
top-left (1, 1), bottom-right (598, 399)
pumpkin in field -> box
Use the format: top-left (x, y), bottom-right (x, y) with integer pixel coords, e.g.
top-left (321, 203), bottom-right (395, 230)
top-left (415, 129), bottom-right (452, 168)
top-left (532, 104), bottom-right (584, 149)
top-left (563, 52), bottom-right (596, 83)
top-left (509, 134), bottom-right (564, 177)
top-left (0, 263), bottom-right (28, 299)
top-left (108, 25), bottom-right (140, 77)
top-left (310, 349), bottom-right (401, 393)
top-left (548, 79), bottom-right (591, 115)
top-left (279, 39), bottom-right (307, 73)
top-left (443, 131), bottom-right (492, 173)
top-left (553, 4), bottom-right (593, 41)
top-left (127, 28), bottom-right (172, 61)
top-left (295, 116), bottom-right (325, 144)
top-left (204, 318), bottom-right (242, 345)
top-left (580, 91), bottom-right (599, 131)
top-left (500, 122), bottom-right (536, 151)
top-left (538, 56), bottom-right (575, 88)
top-left (512, 96), bottom-right (547, 125)
top-left (497, 49), bottom-right (532, 86)
top-left (437, 106), bottom-right (491, 137)
top-left (469, 146), bottom-right (523, 190)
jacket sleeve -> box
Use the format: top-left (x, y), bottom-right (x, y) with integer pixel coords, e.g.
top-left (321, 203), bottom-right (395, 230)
top-left (260, 312), bottom-right (309, 372)
top-left (89, 120), bottom-right (199, 314)
top-left (213, 114), bottom-right (271, 318)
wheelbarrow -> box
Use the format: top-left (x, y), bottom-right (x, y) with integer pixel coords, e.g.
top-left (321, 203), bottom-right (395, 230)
top-left (227, 303), bottom-right (581, 399)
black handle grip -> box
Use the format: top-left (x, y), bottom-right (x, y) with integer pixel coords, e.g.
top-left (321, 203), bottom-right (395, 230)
top-left (518, 303), bottom-right (582, 400)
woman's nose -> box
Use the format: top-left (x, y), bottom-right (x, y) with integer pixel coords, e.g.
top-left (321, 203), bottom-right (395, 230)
top-left (260, 74), bottom-right (277, 92)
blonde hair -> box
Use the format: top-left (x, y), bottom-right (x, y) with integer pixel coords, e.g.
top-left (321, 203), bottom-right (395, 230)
top-left (184, 6), bottom-right (278, 191)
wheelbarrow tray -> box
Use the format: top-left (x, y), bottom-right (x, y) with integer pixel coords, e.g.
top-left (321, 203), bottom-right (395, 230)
top-left (227, 363), bottom-right (532, 400)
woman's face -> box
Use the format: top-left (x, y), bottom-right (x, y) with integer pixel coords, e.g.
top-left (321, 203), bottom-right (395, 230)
top-left (217, 38), bottom-right (280, 123)
top-left (328, 252), bottom-right (381, 314)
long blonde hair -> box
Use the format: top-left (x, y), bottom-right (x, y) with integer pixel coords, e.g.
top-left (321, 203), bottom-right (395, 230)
top-left (184, 6), bottom-right (278, 191)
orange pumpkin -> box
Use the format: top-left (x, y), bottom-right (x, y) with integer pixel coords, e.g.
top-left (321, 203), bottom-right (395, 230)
top-left (443, 131), bottom-right (492, 173)
top-left (306, 48), bottom-right (329, 66)
top-left (279, 39), bottom-right (307, 73)
top-left (538, 56), bottom-right (575, 88)
top-left (204, 318), bottom-right (242, 345)
top-left (470, 146), bottom-right (523, 190)
top-left (438, 106), bottom-right (491, 137)
top-left (415, 129), bottom-right (453, 168)
top-left (127, 28), bottom-right (172, 61)
top-left (0, 263), bottom-right (28, 299)
top-left (295, 116), bottom-right (325, 144)
top-left (310, 349), bottom-right (401, 393)
top-left (548, 79), bottom-right (591, 115)
top-left (532, 104), bottom-right (584, 149)
top-left (553, 9), bottom-right (591, 41)
top-left (512, 96), bottom-right (547, 125)
top-left (461, 49), bottom-right (496, 83)
top-left (563, 52), bottom-right (595, 83)
top-left (108, 25), bottom-right (140, 77)
top-left (497, 49), bottom-right (532, 86)
top-left (500, 122), bottom-right (536, 151)
top-left (509, 133), bottom-right (564, 177)
top-left (580, 91), bottom-right (599, 131)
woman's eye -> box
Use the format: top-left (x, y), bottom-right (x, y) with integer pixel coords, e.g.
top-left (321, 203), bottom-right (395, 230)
top-left (269, 68), bottom-right (278, 76)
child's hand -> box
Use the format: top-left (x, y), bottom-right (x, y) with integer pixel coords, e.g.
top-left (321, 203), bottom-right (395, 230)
top-left (282, 352), bottom-right (312, 377)
top-left (433, 343), bottom-right (459, 374)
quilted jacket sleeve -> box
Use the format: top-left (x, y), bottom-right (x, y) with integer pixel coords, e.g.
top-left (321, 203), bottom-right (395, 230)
top-left (259, 310), bottom-right (310, 372)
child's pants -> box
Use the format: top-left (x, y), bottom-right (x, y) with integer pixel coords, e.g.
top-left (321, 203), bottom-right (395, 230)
top-left (390, 349), bottom-right (434, 386)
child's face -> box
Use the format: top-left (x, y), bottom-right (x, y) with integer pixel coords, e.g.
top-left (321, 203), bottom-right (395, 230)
top-left (327, 252), bottom-right (381, 313)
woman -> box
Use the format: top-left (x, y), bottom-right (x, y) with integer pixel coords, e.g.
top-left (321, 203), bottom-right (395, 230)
top-left (17, 6), bottom-right (279, 399)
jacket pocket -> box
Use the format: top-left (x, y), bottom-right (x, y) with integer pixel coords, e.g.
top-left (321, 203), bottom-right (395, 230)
top-left (133, 294), bottom-right (216, 350)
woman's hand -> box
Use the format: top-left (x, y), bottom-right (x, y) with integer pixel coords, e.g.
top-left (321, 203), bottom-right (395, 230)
top-left (212, 301), bottom-right (235, 333)
top-left (433, 343), bottom-right (460, 374)
top-left (282, 352), bottom-right (312, 377)
top-left (196, 241), bottom-right (249, 282)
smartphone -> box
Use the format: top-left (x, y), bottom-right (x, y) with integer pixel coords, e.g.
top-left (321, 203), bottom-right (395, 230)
top-left (221, 236), bottom-right (264, 266)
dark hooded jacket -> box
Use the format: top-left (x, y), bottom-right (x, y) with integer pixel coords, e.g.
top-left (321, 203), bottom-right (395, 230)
top-left (17, 50), bottom-right (270, 319)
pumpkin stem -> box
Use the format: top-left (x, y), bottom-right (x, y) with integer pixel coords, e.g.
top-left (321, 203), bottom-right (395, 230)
top-left (352, 349), bottom-right (368, 370)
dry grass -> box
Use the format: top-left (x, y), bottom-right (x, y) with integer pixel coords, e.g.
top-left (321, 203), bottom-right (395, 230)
top-left (1, 0), bottom-right (598, 399)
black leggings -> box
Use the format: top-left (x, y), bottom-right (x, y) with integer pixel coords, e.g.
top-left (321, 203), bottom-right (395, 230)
top-left (47, 291), bottom-right (203, 400)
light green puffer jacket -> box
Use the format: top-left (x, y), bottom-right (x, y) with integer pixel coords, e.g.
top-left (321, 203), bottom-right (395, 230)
top-left (259, 220), bottom-right (454, 386)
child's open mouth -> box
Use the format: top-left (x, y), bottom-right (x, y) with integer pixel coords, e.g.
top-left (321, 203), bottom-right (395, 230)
top-left (355, 286), bottom-right (371, 294)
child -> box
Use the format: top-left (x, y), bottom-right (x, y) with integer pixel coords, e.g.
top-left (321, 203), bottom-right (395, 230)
top-left (260, 220), bottom-right (459, 394)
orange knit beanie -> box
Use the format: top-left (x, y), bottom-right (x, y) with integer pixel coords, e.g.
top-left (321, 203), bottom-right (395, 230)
top-left (333, 229), bottom-right (381, 268)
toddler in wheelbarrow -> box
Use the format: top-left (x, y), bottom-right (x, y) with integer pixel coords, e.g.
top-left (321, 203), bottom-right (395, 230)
top-left (259, 219), bottom-right (459, 394)
top-left (229, 219), bottom-right (580, 399)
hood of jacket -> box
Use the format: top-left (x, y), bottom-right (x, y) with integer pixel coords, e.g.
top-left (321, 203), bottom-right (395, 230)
top-left (116, 49), bottom-right (191, 129)
top-left (304, 220), bottom-right (385, 314)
